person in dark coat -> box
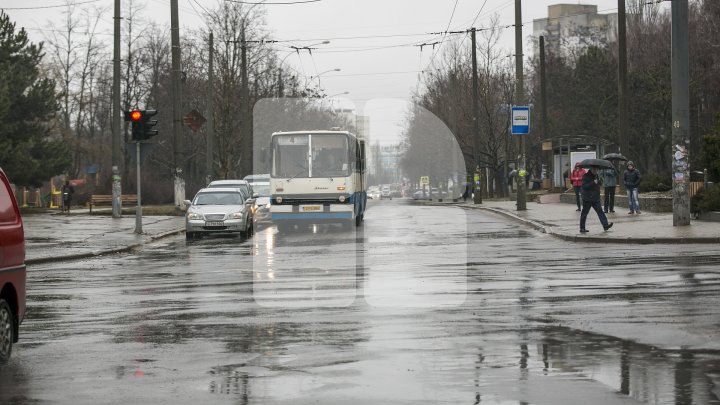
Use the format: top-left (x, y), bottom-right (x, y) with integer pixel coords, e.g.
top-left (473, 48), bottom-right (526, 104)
top-left (579, 167), bottom-right (613, 233)
top-left (61, 180), bottom-right (74, 213)
top-left (623, 161), bottom-right (642, 214)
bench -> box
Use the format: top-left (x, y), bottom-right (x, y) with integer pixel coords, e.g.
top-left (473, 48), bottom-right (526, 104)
top-left (90, 194), bottom-right (138, 213)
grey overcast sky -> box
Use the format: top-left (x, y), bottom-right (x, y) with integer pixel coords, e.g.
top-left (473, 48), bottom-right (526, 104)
top-left (3, 0), bottom-right (645, 144)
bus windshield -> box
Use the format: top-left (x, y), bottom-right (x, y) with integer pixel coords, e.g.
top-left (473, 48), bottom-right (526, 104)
top-left (272, 133), bottom-right (349, 178)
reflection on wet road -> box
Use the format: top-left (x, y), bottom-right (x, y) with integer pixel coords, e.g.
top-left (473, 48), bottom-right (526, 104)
top-left (2, 199), bottom-right (720, 404)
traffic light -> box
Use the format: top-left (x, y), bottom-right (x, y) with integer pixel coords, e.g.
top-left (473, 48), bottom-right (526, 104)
top-left (142, 110), bottom-right (158, 139)
top-left (124, 109), bottom-right (159, 141)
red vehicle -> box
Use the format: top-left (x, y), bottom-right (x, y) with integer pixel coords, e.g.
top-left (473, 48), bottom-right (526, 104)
top-left (0, 168), bottom-right (26, 364)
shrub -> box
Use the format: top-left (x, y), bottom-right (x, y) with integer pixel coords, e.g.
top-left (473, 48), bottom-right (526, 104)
top-left (638, 172), bottom-right (671, 193)
top-left (691, 185), bottom-right (720, 214)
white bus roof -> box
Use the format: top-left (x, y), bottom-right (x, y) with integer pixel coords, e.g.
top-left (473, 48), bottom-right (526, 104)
top-left (271, 130), bottom-right (354, 136)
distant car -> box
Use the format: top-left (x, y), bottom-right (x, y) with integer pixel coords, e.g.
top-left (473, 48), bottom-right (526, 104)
top-left (184, 187), bottom-right (255, 240)
top-left (367, 186), bottom-right (381, 199)
top-left (412, 189), bottom-right (426, 200)
top-left (381, 186), bottom-right (392, 200)
top-left (429, 188), bottom-right (449, 198)
top-left (207, 179), bottom-right (253, 201)
top-left (0, 168), bottom-right (26, 364)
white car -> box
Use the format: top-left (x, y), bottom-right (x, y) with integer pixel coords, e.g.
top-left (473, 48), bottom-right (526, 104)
top-left (207, 179), bottom-right (253, 201)
top-left (381, 186), bottom-right (392, 200)
top-left (367, 186), bottom-right (381, 199)
top-left (184, 188), bottom-right (254, 240)
top-left (249, 182), bottom-right (271, 226)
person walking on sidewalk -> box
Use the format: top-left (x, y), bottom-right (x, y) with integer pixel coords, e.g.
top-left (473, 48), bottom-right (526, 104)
top-left (579, 167), bottom-right (613, 233)
top-left (601, 167), bottom-right (617, 213)
top-left (570, 163), bottom-right (586, 211)
top-left (624, 161), bottom-right (642, 214)
top-left (61, 180), bottom-right (74, 214)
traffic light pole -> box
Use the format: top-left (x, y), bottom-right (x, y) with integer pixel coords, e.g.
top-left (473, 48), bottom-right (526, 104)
top-left (135, 141), bottom-right (143, 234)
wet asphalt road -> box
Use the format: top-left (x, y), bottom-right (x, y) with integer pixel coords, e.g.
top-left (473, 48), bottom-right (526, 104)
top-left (2, 199), bottom-right (720, 404)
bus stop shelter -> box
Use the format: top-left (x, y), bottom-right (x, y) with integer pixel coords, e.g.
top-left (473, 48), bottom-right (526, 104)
top-left (539, 135), bottom-right (615, 188)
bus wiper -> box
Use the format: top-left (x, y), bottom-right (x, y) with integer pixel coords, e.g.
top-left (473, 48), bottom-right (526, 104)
top-left (287, 166), bottom-right (307, 182)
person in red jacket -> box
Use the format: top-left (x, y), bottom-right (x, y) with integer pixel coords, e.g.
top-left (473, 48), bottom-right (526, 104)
top-left (570, 162), bottom-right (586, 211)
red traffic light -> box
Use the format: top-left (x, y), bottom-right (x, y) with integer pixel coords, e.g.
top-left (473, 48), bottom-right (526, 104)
top-left (130, 110), bottom-right (142, 121)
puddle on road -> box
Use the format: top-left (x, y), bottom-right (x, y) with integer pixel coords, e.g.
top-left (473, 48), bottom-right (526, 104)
top-left (200, 326), bottom-right (720, 405)
top-left (466, 230), bottom-right (534, 240)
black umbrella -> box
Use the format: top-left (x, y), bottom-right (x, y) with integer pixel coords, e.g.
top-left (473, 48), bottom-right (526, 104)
top-left (579, 158), bottom-right (614, 169)
top-left (602, 153), bottom-right (628, 161)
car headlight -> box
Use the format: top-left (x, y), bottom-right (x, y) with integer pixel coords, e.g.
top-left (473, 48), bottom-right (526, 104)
top-left (230, 211), bottom-right (245, 219)
top-left (187, 212), bottom-right (203, 220)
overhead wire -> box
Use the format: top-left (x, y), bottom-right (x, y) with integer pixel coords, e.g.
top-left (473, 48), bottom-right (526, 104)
top-left (1, 0), bottom-right (101, 10)
top-left (224, 0), bottom-right (321, 4)
top-left (425, 0), bottom-right (460, 71)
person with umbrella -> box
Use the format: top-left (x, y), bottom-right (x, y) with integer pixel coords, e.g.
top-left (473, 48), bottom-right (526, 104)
top-left (578, 159), bottom-right (614, 233)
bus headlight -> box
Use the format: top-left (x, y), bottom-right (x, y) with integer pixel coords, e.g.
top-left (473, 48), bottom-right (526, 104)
top-left (338, 195), bottom-right (346, 203)
top-left (275, 196), bottom-right (283, 204)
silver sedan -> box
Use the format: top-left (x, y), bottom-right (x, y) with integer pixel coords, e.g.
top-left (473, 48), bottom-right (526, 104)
top-left (184, 188), bottom-right (254, 240)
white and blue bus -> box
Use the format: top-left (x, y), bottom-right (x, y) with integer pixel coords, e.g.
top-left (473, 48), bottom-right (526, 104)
top-left (269, 130), bottom-right (367, 230)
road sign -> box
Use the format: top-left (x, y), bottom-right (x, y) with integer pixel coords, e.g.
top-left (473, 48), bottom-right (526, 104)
top-left (420, 176), bottom-right (429, 185)
top-left (183, 109), bottom-right (206, 132)
top-left (511, 106), bottom-right (530, 134)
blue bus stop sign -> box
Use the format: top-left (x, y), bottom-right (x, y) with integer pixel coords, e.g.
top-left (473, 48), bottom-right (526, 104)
top-left (511, 106), bottom-right (530, 134)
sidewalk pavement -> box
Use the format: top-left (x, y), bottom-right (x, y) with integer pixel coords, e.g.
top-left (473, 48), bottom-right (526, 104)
top-left (426, 198), bottom-right (720, 244)
top-left (22, 209), bottom-right (185, 265)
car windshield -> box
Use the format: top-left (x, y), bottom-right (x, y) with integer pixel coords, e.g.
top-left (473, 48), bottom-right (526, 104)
top-left (193, 192), bottom-right (244, 205)
top-left (208, 182), bottom-right (245, 188)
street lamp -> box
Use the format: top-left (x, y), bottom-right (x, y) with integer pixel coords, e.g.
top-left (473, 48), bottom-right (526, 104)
top-left (308, 68), bottom-right (341, 91)
top-left (278, 41), bottom-right (330, 97)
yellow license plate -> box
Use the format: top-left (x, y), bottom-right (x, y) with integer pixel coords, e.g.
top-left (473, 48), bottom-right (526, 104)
top-left (301, 205), bottom-right (322, 212)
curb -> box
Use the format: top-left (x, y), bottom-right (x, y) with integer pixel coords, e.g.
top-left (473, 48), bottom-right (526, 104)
top-left (26, 228), bottom-right (185, 265)
top-left (421, 200), bottom-right (720, 244)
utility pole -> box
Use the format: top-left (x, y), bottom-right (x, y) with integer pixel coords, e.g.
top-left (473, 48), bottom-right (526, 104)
top-left (515, 0), bottom-right (526, 211)
top-left (471, 27), bottom-right (482, 204)
top-left (618, 0), bottom-right (629, 156)
top-left (170, 0), bottom-right (184, 208)
top-left (241, 30), bottom-right (252, 178)
top-left (112, 0), bottom-right (122, 218)
top-left (206, 31), bottom-right (214, 186)
top-left (540, 36), bottom-right (551, 189)
top-left (672, 0), bottom-right (690, 226)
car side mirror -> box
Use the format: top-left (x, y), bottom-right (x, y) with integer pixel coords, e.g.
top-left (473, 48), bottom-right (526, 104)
top-left (245, 198), bottom-right (256, 205)
top-left (183, 199), bottom-right (192, 206)
top-left (253, 193), bottom-right (259, 198)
